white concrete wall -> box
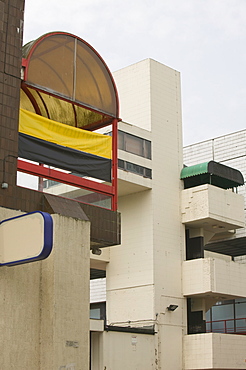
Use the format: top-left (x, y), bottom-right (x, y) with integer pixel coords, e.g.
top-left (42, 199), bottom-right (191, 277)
top-left (0, 207), bottom-right (90, 370)
top-left (108, 59), bottom-right (186, 369)
top-left (102, 331), bottom-right (156, 370)
top-left (182, 184), bottom-right (245, 231)
top-left (113, 59), bottom-right (152, 130)
top-left (149, 59), bottom-right (186, 370)
top-left (90, 319), bottom-right (104, 332)
top-left (183, 257), bottom-right (246, 299)
top-left (118, 120), bottom-right (152, 141)
top-left (107, 189), bottom-right (155, 323)
top-left (91, 331), bottom-right (156, 370)
top-left (184, 333), bottom-right (246, 369)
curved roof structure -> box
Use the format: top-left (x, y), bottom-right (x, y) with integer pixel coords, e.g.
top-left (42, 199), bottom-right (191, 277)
top-left (21, 32), bottom-right (119, 130)
top-left (19, 32), bottom-right (119, 211)
top-left (181, 161), bottom-right (244, 189)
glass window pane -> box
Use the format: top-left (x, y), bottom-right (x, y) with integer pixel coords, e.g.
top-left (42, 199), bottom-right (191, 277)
top-left (125, 134), bottom-right (143, 156)
top-left (118, 131), bottom-right (151, 159)
top-left (235, 302), bottom-right (246, 333)
top-left (235, 301), bottom-right (246, 318)
top-left (213, 303), bottom-right (234, 320)
top-left (144, 140), bottom-right (151, 159)
top-left (212, 304), bottom-right (234, 333)
top-left (90, 308), bottom-right (101, 319)
top-left (118, 131), bottom-right (124, 150)
top-left (126, 162), bottom-right (144, 175)
top-left (44, 180), bottom-right (112, 209)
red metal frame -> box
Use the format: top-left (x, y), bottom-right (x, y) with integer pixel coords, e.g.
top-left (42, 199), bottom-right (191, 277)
top-left (18, 159), bottom-right (115, 196)
top-left (20, 32), bottom-right (120, 211)
top-left (21, 82), bottom-right (42, 115)
top-left (206, 317), bottom-right (246, 335)
top-left (112, 118), bottom-right (118, 211)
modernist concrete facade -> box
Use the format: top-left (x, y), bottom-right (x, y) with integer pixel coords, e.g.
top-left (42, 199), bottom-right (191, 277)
top-left (1, 2), bottom-right (246, 368)
top-left (109, 60), bottom-right (185, 369)
top-left (90, 60), bottom-right (246, 370)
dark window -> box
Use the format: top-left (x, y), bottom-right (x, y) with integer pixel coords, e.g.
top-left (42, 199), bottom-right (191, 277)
top-left (90, 302), bottom-right (106, 322)
top-left (145, 168), bottom-right (152, 179)
top-left (118, 159), bottom-right (152, 179)
top-left (126, 162), bottom-right (144, 176)
top-left (118, 159), bottom-right (125, 170)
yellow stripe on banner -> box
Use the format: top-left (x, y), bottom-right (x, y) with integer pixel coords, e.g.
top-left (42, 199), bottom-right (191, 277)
top-left (19, 109), bottom-right (112, 159)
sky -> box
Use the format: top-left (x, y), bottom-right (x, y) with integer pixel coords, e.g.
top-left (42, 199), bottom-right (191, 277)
top-left (23, 0), bottom-right (246, 146)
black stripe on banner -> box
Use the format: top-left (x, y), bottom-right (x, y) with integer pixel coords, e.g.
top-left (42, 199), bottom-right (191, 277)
top-left (18, 133), bottom-right (111, 182)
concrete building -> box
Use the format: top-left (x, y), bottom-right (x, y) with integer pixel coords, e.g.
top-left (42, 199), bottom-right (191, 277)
top-left (89, 60), bottom-right (246, 370)
top-left (1, 3), bottom-right (246, 368)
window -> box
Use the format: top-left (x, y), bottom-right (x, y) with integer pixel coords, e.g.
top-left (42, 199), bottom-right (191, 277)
top-left (235, 298), bottom-right (246, 333)
top-left (212, 302), bottom-right (234, 333)
top-left (206, 299), bottom-right (246, 334)
top-left (118, 159), bottom-right (152, 179)
top-left (118, 131), bottom-right (151, 159)
top-left (90, 302), bottom-right (106, 322)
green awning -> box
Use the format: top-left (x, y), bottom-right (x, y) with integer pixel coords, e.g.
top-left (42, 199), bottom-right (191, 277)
top-left (180, 161), bottom-right (244, 189)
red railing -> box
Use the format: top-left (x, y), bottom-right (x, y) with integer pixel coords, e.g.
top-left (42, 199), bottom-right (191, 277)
top-left (206, 317), bottom-right (246, 334)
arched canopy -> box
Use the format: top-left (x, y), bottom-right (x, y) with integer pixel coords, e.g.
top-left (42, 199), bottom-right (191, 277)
top-left (181, 161), bottom-right (244, 189)
top-left (21, 32), bottom-right (119, 130)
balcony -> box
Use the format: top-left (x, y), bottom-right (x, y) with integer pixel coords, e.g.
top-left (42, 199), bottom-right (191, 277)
top-left (183, 257), bottom-right (246, 299)
top-left (184, 333), bottom-right (246, 369)
top-left (118, 150), bottom-right (152, 197)
top-left (181, 184), bottom-right (244, 233)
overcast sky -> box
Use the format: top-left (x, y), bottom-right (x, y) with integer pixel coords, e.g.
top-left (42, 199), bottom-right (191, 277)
top-left (23, 0), bottom-right (246, 146)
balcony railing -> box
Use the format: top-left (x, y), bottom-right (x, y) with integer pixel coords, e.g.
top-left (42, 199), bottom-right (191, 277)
top-left (206, 317), bottom-right (246, 335)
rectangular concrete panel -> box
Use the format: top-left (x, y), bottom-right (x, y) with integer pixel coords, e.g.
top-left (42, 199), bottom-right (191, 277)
top-left (183, 257), bottom-right (246, 299)
top-left (182, 184), bottom-right (245, 232)
top-left (184, 333), bottom-right (246, 369)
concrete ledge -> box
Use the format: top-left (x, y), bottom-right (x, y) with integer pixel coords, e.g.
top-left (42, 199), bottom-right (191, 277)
top-left (181, 184), bottom-right (245, 232)
top-left (90, 319), bottom-right (104, 332)
top-left (183, 257), bottom-right (246, 299)
top-left (184, 333), bottom-right (246, 369)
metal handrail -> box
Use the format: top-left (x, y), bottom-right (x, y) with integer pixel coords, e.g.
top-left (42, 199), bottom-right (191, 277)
top-left (206, 317), bottom-right (246, 334)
